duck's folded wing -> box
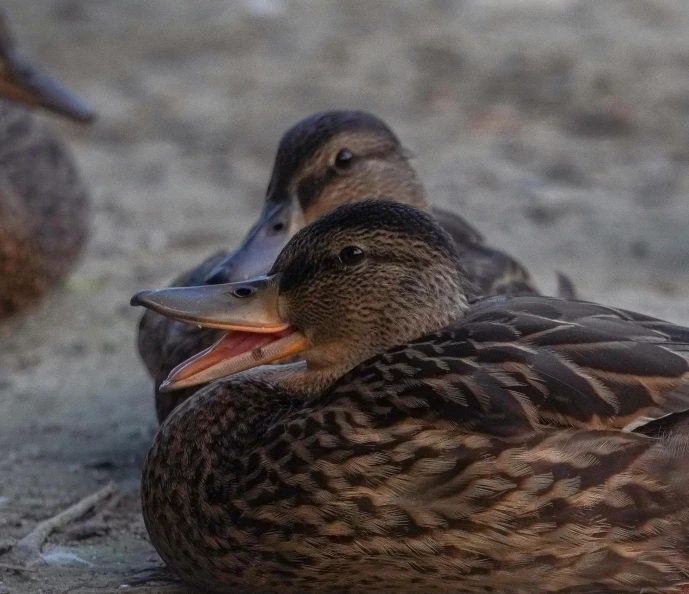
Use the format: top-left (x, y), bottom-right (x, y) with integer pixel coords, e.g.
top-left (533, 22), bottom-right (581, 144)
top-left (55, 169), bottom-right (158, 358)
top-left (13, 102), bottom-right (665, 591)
top-left (459, 242), bottom-right (539, 298)
top-left (430, 207), bottom-right (540, 298)
top-left (325, 296), bottom-right (689, 438)
top-left (430, 206), bottom-right (484, 246)
top-left (452, 296), bottom-right (689, 432)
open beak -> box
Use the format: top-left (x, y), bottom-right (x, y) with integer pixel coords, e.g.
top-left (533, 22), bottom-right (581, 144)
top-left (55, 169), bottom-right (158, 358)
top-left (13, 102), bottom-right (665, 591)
top-left (131, 275), bottom-right (307, 391)
top-left (0, 50), bottom-right (95, 122)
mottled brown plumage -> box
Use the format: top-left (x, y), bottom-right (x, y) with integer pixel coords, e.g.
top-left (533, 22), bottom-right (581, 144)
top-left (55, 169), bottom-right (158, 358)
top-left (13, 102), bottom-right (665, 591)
top-left (134, 201), bottom-right (689, 594)
top-left (139, 110), bottom-right (545, 422)
top-left (0, 11), bottom-right (94, 319)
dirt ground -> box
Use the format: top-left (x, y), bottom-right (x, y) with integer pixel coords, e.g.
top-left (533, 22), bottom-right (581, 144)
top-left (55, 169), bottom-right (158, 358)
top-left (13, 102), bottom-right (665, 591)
top-left (2, 0), bottom-right (689, 592)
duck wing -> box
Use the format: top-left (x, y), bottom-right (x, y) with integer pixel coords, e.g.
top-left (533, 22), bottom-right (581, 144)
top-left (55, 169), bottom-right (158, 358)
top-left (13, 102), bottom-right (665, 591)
top-left (459, 242), bottom-right (540, 298)
top-left (430, 206), bottom-right (485, 245)
top-left (462, 296), bottom-right (689, 432)
top-left (323, 296), bottom-right (689, 439)
top-left (431, 207), bottom-right (540, 297)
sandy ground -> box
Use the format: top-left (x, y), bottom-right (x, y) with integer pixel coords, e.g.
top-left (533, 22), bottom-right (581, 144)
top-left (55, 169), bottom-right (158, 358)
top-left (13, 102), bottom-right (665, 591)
top-left (2, 0), bottom-right (689, 592)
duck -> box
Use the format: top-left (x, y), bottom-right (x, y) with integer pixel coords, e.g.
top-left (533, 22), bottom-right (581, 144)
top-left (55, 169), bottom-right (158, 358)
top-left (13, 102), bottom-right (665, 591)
top-left (139, 109), bottom-right (564, 422)
top-left (0, 10), bottom-right (94, 319)
top-left (133, 200), bottom-right (689, 594)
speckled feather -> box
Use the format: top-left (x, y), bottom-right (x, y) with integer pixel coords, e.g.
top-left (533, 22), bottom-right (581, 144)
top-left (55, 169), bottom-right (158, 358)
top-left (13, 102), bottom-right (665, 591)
top-left (141, 202), bottom-right (689, 593)
top-left (144, 296), bottom-right (689, 593)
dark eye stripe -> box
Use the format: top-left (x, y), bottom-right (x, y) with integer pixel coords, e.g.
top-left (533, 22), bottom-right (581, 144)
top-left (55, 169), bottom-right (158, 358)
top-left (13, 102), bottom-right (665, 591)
top-left (296, 170), bottom-right (335, 210)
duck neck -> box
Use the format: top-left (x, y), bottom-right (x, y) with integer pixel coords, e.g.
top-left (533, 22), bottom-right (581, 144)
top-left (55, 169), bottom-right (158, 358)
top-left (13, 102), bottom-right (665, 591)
top-left (156, 364), bottom-right (314, 460)
top-left (253, 361), bottom-right (344, 397)
top-left (392, 160), bottom-right (428, 210)
top-left (274, 297), bottom-right (469, 396)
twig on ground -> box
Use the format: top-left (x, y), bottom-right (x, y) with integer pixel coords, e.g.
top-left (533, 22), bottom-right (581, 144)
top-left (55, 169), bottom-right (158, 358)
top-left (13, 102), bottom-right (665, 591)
top-left (113, 586), bottom-right (199, 594)
top-left (11, 482), bottom-right (118, 565)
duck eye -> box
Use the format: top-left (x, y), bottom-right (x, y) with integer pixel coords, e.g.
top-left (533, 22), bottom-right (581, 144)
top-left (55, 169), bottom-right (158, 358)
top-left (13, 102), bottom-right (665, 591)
top-left (338, 246), bottom-right (365, 266)
top-left (334, 149), bottom-right (354, 169)
top-left (232, 286), bottom-right (256, 298)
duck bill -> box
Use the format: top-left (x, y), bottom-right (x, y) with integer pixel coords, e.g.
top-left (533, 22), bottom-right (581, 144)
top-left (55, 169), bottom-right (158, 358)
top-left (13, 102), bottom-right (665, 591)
top-left (0, 50), bottom-right (95, 122)
top-left (131, 276), bottom-right (308, 391)
top-left (204, 200), bottom-right (297, 284)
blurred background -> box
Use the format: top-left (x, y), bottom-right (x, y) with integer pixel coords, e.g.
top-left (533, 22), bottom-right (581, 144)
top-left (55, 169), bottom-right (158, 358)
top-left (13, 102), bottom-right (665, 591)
top-left (2, 0), bottom-right (689, 591)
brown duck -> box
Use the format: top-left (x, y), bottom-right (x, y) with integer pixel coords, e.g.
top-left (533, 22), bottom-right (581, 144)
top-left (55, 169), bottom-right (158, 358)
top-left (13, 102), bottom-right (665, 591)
top-left (0, 11), bottom-right (94, 319)
top-left (134, 201), bottom-right (689, 594)
top-left (139, 110), bottom-right (562, 422)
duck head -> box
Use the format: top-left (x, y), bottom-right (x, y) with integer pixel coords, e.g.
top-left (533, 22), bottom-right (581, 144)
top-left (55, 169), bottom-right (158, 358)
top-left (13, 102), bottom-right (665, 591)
top-left (205, 110), bottom-right (425, 285)
top-left (0, 12), bottom-right (94, 122)
top-left (132, 201), bottom-right (469, 392)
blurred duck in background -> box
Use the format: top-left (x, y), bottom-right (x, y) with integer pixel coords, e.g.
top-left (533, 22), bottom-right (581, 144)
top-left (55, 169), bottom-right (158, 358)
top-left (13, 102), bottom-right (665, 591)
top-left (0, 10), bottom-right (94, 320)
top-left (138, 110), bottom-right (572, 422)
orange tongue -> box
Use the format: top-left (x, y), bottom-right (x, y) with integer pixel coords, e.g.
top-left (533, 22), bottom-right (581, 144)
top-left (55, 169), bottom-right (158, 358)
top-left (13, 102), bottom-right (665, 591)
top-left (169, 330), bottom-right (291, 383)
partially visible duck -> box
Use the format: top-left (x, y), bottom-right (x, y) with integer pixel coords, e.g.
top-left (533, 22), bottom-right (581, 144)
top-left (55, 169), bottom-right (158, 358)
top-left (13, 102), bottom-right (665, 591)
top-left (139, 110), bottom-right (554, 422)
top-left (134, 201), bottom-right (689, 594)
top-left (0, 10), bottom-right (94, 319)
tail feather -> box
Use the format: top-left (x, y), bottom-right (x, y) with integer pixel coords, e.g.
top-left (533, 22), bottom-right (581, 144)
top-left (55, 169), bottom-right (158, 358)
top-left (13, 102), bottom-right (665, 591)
top-left (556, 271), bottom-right (578, 300)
